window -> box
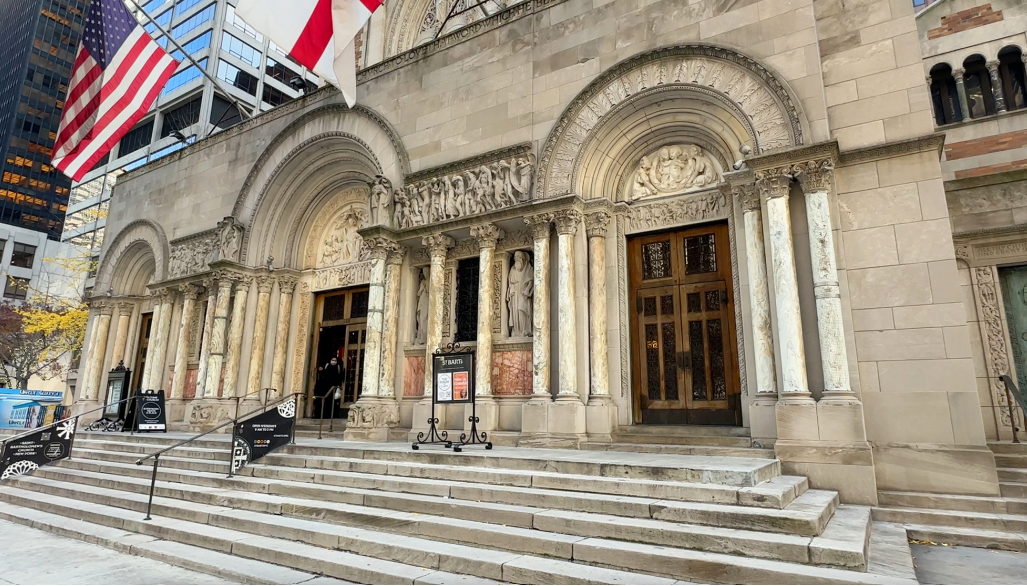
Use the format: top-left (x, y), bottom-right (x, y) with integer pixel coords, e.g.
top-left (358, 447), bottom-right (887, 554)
top-left (225, 6), bottom-right (263, 41)
top-left (162, 58), bottom-right (207, 96)
top-left (216, 60), bottom-right (258, 95)
top-left (0, 240), bottom-right (5, 259)
top-left (10, 242), bottom-right (36, 268)
top-left (118, 119), bottom-right (154, 155)
top-left (160, 97), bottom-right (201, 138)
top-left (4, 276), bottom-right (30, 300)
top-left (454, 257), bottom-right (480, 343)
top-left (170, 30), bottom-right (211, 60)
top-left (210, 95), bottom-right (242, 129)
top-left (221, 33), bottom-right (261, 67)
top-left (929, 64), bottom-right (963, 125)
top-left (171, 4), bottom-right (214, 39)
top-left (963, 55), bottom-right (996, 119)
top-left (262, 84), bottom-right (290, 107)
top-left (265, 57), bottom-right (298, 84)
top-left (999, 46), bottom-right (1027, 112)
top-left (174, 0), bottom-right (205, 16)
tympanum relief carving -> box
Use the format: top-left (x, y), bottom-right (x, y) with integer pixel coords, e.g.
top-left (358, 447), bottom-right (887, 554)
top-left (628, 145), bottom-right (722, 201)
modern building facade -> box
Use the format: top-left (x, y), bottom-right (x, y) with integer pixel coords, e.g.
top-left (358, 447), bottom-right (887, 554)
top-left (61, 0), bottom-right (322, 294)
top-left (0, 0), bottom-right (88, 241)
top-left (76, 0), bottom-right (1020, 506)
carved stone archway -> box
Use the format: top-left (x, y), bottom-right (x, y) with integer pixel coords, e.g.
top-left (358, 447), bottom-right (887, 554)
top-left (94, 219), bottom-right (169, 295)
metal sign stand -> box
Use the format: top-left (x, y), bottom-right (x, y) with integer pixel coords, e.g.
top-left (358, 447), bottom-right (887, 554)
top-left (413, 343), bottom-right (492, 451)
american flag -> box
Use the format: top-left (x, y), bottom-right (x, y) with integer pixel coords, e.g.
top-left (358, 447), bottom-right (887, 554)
top-left (52, 0), bottom-right (180, 181)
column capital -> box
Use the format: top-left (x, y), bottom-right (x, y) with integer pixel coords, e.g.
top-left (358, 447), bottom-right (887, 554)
top-left (216, 276), bottom-right (235, 293)
top-left (116, 301), bottom-right (134, 316)
top-left (987, 59), bottom-right (1001, 73)
top-left (365, 236), bottom-right (399, 261)
top-left (583, 210), bottom-right (612, 238)
top-left (553, 209), bottom-right (582, 235)
top-left (99, 303), bottom-right (115, 316)
top-left (422, 234), bottom-right (454, 261)
top-left (255, 274), bottom-right (275, 294)
top-left (734, 183), bottom-right (760, 212)
top-left (201, 278), bottom-right (216, 293)
top-left (792, 159), bottom-right (834, 194)
top-left (953, 67), bottom-right (965, 78)
top-left (525, 213), bottom-right (554, 240)
top-left (158, 287), bottom-right (176, 305)
top-left (755, 167), bottom-right (793, 200)
top-left (179, 283), bottom-right (202, 300)
top-left (386, 246), bottom-right (407, 266)
top-left (277, 275), bottom-right (299, 295)
top-left (470, 223), bottom-right (504, 250)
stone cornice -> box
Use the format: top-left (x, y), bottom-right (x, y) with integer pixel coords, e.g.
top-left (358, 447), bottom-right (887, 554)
top-left (953, 222), bottom-right (1027, 241)
top-left (746, 141), bottom-right (840, 173)
top-left (837, 134), bottom-right (945, 166)
top-left (405, 143), bottom-right (532, 184)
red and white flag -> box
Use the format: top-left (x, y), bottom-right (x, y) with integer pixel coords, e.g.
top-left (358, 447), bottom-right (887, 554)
top-left (236, 0), bottom-right (383, 107)
top-left (52, 0), bottom-right (179, 181)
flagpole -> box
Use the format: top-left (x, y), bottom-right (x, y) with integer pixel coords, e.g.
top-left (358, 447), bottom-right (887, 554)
top-left (121, 0), bottom-right (255, 122)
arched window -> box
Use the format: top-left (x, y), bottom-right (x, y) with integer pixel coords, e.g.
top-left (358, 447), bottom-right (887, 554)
top-left (999, 46), bottom-right (1027, 111)
top-left (930, 64), bottom-right (962, 125)
top-left (963, 55), bottom-right (996, 118)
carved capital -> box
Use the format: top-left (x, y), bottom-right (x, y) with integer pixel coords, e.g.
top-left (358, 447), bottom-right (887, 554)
top-left (583, 211), bottom-right (612, 238)
top-left (754, 167), bottom-right (793, 200)
top-left (277, 276), bottom-right (299, 295)
top-left (792, 159), bottom-right (834, 194)
top-left (116, 302), bottom-right (134, 316)
top-left (553, 209), bottom-right (582, 236)
top-left (524, 213), bottom-right (554, 240)
top-left (216, 277), bottom-right (235, 294)
top-left (735, 183), bottom-right (760, 212)
top-left (158, 288), bottom-right (176, 305)
top-left (364, 237), bottom-right (398, 262)
top-left (953, 68), bottom-right (965, 78)
top-left (422, 234), bottom-right (454, 261)
top-left (386, 246), bottom-right (407, 266)
top-left (201, 278), bottom-right (216, 297)
top-left (99, 303), bottom-right (115, 316)
top-left (255, 274), bottom-right (275, 294)
top-left (470, 224), bottom-right (504, 250)
top-left (179, 283), bottom-right (202, 300)
top-left (987, 60), bottom-right (1001, 73)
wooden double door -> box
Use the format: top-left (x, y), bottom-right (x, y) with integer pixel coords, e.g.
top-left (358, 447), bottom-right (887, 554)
top-left (629, 223), bottom-right (741, 425)
top-left (309, 287), bottom-right (369, 418)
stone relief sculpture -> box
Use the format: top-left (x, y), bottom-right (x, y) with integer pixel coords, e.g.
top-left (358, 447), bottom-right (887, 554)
top-left (369, 175), bottom-right (393, 227)
top-left (413, 267), bottom-right (430, 344)
top-left (168, 235), bottom-right (218, 278)
top-left (507, 251), bottom-right (533, 337)
top-left (318, 210), bottom-right (365, 268)
top-left (217, 217), bottom-right (244, 262)
top-left (629, 145), bottom-right (721, 201)
top-left (627, 190), bottom-right (728, 232)
top-left (393, 153), bottom-right (535, 229)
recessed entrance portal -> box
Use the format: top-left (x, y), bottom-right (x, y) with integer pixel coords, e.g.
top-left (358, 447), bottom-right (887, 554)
top-left (629, 223), bottom-right (741, 425)
top-left (309, 286), bottom-right (369, 419)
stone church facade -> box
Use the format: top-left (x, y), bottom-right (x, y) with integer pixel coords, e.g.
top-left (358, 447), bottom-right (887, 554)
top-left (72, 0), bottom-right (1010, 505)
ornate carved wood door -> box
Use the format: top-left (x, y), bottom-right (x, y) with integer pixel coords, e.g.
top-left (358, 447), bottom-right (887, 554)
top-left (629, 223), bottom-right (740, 425)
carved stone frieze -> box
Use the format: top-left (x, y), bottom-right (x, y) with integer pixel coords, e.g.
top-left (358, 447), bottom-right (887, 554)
top-left (189, 403), bottom-right (232, 426)
top-left (628, 144), bottom-right (722, 201)
top-left (318, 208), bottom-right (368, 268)
top-left (626, 190), bottom-right (729, 232)
top-left (346, 401), bottom-right (400, 428)
top-left (314, 262), bottom-right (373, 292)
top-left (169, 233), bottom-right (218, 279)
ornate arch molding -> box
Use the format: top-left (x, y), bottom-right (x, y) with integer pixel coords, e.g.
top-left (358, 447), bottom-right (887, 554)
top-left (538, 44), bottom-right (806, 198)
top-left (94, 219), bottom-right (169, 295)
top-left (233, 103), bottom-right (409, 224)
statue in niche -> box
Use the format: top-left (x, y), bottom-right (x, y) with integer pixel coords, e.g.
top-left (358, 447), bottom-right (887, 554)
top-left (413, 267), bottom-right (430, 345)
top-left (629, 144), bottom-right (720, 201)
top-left (369, 176), bottom-right (392, 227)
top-left (510, 156), bottom-right (533, 201)
top-left (507, 251), bottom-right (533, 337)
top-left (218, 217), bottom-right (243, 262)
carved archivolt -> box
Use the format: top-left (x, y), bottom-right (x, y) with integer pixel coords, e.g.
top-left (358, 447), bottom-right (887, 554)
top-left (385, 0), bottom-right (508, 57)
top-left (974, 266), bottom-right (1024, 431)
top-left (538, 45), bottom-right (803, 199)
top-left (95, 219), bottom-right (170, 295)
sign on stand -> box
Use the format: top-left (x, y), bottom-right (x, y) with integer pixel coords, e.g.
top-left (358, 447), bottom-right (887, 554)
top-left (231, 398), bottom-right (296, 475)
top-left (0, 418), bottom-right (76, 480)
top-left (125, 390), bottom-right (167, 433)
top-left (413, 345), bottom-right (491, 451)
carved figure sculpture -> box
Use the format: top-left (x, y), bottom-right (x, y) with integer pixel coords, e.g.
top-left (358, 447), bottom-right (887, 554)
top-left (370, 176), bottom-right (392, 226)
top-left (414, 267), bottom-right (430, 345)
top-left (628, 144), bottom-right (721, 201)
top-left (507, 251), bottom-right (533, 337)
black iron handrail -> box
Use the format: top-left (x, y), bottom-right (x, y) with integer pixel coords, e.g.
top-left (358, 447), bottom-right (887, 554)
top-left (1000, 375), bottom-right (1027, 444)
top-left (0, 392), bottom-right (141, 451)
top-left (318, 386), bottom-right (343, 439)
top-left (135, 391), bottom-right (299, 520)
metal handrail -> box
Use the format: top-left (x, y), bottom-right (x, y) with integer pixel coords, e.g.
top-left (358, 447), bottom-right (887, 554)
top-left (1000, 375), bottom-right (1027, 443)
top-left (232, 387), bottom-right (274, 422)
top-left (318, 386), bottom-right (342, 439)
top-left (0, 392), bottom-right (141, 451)
top-left (135, 391), bottom-right (299, 520)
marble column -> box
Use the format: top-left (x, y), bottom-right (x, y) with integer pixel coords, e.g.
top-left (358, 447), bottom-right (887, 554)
top-left (794, 160), bottom-right (859, 405)
top-left (139, 296), bottom-right (161, 392)
top-left (953, 68), bottom-right (971, 121)
top-left (521, 214), bottom-right (553, 435)
top-left (361, 239), bottom-right (394, 399)
top-left (987, 60), bottom-right (1008, 113)
top-left (583, 210), bottom-right (617, 437)
top-left (379, 247), bottom-right (406, 398)
top-left (110, 302), bottom-right (133, 367)
top-left (553, 210), bottom-right (581, 400)
top-left (268, 276), bottom-right (298, 399)
top-left (421, 234), bottom-right (453, 397)
top-left (223, 275), bottom-right (251, 398)
top-left (85, 304), bottom-right (113, 400)
top-left (470, 224), bottom-right (502, 397)
top-left (203, 276), bottom-right (235, 398)
top-left (194, 280), bottom-right (217, 398)
top-left (148, 289), bottom-right (175, 391)
top-left (245, 275), bottom-right (275, 397)
top-left (170, 285), bottom-right (200, 400)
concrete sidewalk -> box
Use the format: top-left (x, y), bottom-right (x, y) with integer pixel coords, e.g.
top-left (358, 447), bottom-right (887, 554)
top-left (913, 544), bottom-right (1027, 585)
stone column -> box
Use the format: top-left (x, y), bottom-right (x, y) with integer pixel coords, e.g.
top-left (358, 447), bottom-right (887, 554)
top-left (414, 234), bottom-right (453, 431)
top-left (194, 280), bottom-right (217, 398)
top-left (203, 276), bottom-right (234, 398)
top-left (245, 275), bottom-right (275, 397)
top-left (110, 302), bottom-right (133, 367)
top-left (268, 276), bottom-right (297, 399)
top-left (469, 223), bottom-right (503, 431)
top-left (584, 210), bottom-right (617, 437)
top-left (521, 214), bottom-right (553, 436)
top-left (550, 209), bottom-right (586, 436)
top-left (139, 295), bottom-right (161, 392)
top-left (361, 239), bottom-right (394, 399)
top-left (85, 304), bottom-right (113, 401)
top-left (223, 275), bottom-right (251, 398)
top-left (953, 68), bottom-right (971, 121)
top-left (148, 289), bottom-right (175, 391)
top-left (170, 285), bottom-right (200, 400)
top-left (987, 60), bottom-right (1008, 113)
top-left (379, 247), bottom-right (406, 398)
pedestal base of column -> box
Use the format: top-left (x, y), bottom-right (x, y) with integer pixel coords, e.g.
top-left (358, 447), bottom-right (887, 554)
top-left (465, 398), bottom-right (500, 432)
top-left (585, 396), bottom-right (618, 439)
top-left (816, 401), bottom-right (868, 442)
top-left (548, 400), bottom-right (586, 436)
top-left (343, 397), bottom-right (400, 442)
top-left (774, 439), bottom-right (879, 505)
top-left (166, 398), bottom-right (188, 425)
top-left (520, 398), bottom-right (550, 435)
top-left (72, 400), bottom-right (102, 425)
top-left (749, 396), bottom-right (779, 443)
top-left (412, 397), bottom-right (450, 434)
top-left (775, 397), bottom-right (820, 441)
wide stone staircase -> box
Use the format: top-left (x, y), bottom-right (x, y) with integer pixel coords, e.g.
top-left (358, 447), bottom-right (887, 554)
top-left (582, 425), bottom-right (775, 459)
top-left (0, 433), bottom-right (917, 584)
top-left (871, 441), bottom-right (1027, 552)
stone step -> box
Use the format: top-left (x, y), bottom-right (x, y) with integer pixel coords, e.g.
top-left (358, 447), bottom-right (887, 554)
top-left (872, 505), bottom-right (1027, 533)
top-left (904, 523), bottom-right (1027, 552)
top-left (73, 447), bottom-right (231, 474)
top-left (1002, 482), bottom-right (1027, 499)
top-left (75, 438), bottom-right (232, 461)
top-left (0, 479), bottom-right (893, 584)
top-left (999, 467), bottom-right (1027, 483)
top-left (609, 433), bottom-right (752, 447)
top-left (610, 425), bottom-right (752, 438)
top-left (0, 502), bottom-right (350, 585)
top-left (80, 432), bottom-right (231, 450)
top-left (878, 490), bottom-right (1010, 514)
top-left (994, 453), bottom-right (1027, 469)
top-left (866, 522), bottom-right (917, 583)
top-left (27, 466), bottom-right (847, 562)
top-left (582, 442), bottom-right (776, 459)
top-left (989, 441), bottom-right (1027, 455)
